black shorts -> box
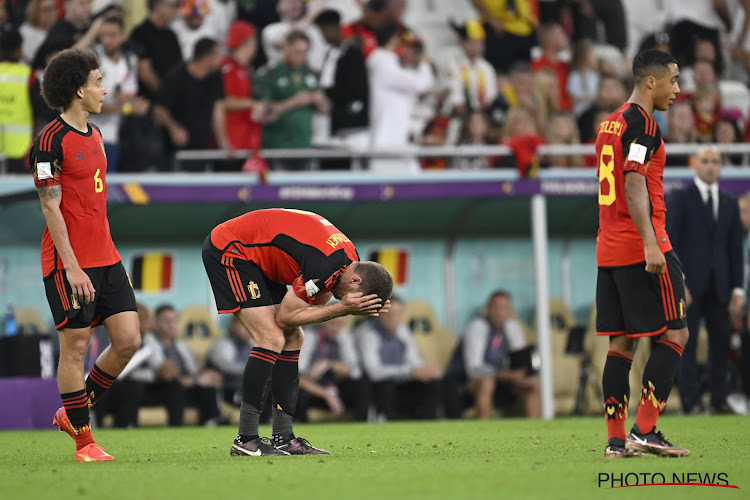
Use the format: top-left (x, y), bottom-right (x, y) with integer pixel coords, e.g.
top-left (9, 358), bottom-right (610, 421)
top-left (202, 234), bottom-right (287, 314)
top-left (596, 251), bottom-right (687, 338)
top-left (43, 261), bottom-right (137, 330)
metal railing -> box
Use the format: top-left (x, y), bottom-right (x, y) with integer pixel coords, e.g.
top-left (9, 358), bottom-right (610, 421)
top-left (173, 143), bottom-right (750, 170)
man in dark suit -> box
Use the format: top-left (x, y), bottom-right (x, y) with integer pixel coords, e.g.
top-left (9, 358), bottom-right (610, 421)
top-left (666, 146), bottom-right (745, 414)
top-left (314, 9), bottom-right (370, 169)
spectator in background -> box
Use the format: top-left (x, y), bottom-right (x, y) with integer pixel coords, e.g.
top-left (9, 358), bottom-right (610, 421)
top-left (531, 22), bottom-right (571, 112)
top-left (666, 146), bottom-right (745, 415)
top-left (443, 20), bottom-right (497, 116)
top-left (314, 9), bottom-right (370, 154)
top-left (92, 16), bottom-right (148, 172)
top-left (206, 316), bottom-right (254, 407)
top-left (298, 316), bottom-right (369, 421)
top-left (470, 0), bottom-right (538, 74)
top-left (501, 106), bottom-right (544, 177)
top-left (204, 0), bottom-right (237, 46)
top-left (666, 0), bottom-right (727, 75)
top-left (691, 85), bottom-right (721, 142)
top-left (129, 0), bottom-right (183, 100)
top-left (146, 304), bottom-right (223, 426)
top-left (342, 0), bottom-right (387, 59)
top-left (309, 0), bottom-right (363, 25)
top-left (453, 110), bottom-right (491, 170)
top-left (567, 39), bottom-right (599, 117)
top-left (0, 25), bottom-right (32, 173)
top-left (356, 296), bottom-right (441, 420)
top-left (713, 117), bottom-right (744, 166)
top-left (28, 39), bottom-right (67, 136)
top-left (172, 0), bottom-right (218, 62)
top-left (532, 68), bottom-right (560, 136)
top-left (45, 0), bottom-right (99, 49)
top-left (680, 58), bottom-right (717, 95)
top-left (220, 20), bottom-right (265, 155)
top-left (262, 0), bottom-right (326, 71)
top-left (577, 74), bottom-right (625, 142)
top-left (19, 0), bottom-right (58, 64)
top-left (664, 100), bottom-right (697, 166)
top-left (154, 37), bottom-right (229, 163)
top-left (367, 20), bottom-right (433, 174)
top-left (256, 30), bottom-right (328, 166)
top-left (544, 111), bottom-right (582, 168)
top-left (460, 291), bottom-right (540, 419)
top-left (569, 0), bottom-right (627, 53)
top-left (490, 61), bottom-right (535, 139)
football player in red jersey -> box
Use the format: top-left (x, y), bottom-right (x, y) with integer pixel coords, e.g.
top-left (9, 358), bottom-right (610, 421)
top-left (203, 209), bottom-right (393, 456)
top-left (30, 49), bottom-right (140, 462)
top-left (595, 50), bottom-right (690, 458)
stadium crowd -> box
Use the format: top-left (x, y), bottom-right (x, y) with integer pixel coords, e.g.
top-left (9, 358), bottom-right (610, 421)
top-left (0, 0), bottom-right (749, 175)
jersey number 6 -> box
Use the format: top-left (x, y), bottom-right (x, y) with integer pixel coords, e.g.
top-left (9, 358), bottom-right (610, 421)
top-left (94, 169), bottom-right (104, 193)
top-left (598, 144), bottom-right (615, 206)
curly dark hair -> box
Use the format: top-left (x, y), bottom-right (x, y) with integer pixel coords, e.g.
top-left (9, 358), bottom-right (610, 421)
top-left (41, 48), bottom-right (100, 110)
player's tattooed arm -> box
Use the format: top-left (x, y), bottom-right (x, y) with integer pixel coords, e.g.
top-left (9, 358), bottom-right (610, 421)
top-left (37, 185), bottom-right (62, 200)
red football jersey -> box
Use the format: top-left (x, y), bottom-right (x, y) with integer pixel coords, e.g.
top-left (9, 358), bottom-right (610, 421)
top-left (30, 117), bottom-right (120, 276)
top-left (210, 209), bottom-right (360, 303)
top-left (220, 56), bottom-right (261, 150)
top-left (596, 102), bottom-right (671, 267)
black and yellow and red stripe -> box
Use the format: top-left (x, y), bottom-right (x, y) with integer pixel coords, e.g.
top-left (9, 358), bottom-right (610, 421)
top-left (131, 253), bottom-right (173, 292)
top-left (368, 248), bottom-right (408, 285)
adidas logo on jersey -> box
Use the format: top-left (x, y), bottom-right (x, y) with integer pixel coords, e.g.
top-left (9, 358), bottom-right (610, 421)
top-left (76, 152), bottom-right (85, 160)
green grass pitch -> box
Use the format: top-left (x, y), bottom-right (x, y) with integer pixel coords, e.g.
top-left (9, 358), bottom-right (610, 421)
top-left (0, 416), bottom-right (748, 500)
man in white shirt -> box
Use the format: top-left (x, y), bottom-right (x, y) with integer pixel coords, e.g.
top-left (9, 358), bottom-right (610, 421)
top-left (459, 290), bottom-right (539, 419)
top-left (442, 20), bottom-right (497, 115)
top-left (171, 0), bottom-right (218, 61)
top-left (367, 20), bottom-right (434, 174)
top-left (91, 16), bottom-right (148, 172)
top-left (666, 146), bottom-right (745, 414)
top-left (355, 296), bottom-right (440, 420)
top-left (261, 0), bottom-right (327, 72)
top-left (297, 316), bottom-right (369, 421)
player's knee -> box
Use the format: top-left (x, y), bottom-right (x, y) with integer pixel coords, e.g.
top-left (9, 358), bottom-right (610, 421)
top-left (59, 331), bottom-right (90, 360)
top-left (283, 327), bottom-right (303, 344)
top-left (113, 332), bottom-right (141, 359)
top-left (663, 327), bottom-right (688, 347)
top-left (257, 330), bottom-right (285, 352)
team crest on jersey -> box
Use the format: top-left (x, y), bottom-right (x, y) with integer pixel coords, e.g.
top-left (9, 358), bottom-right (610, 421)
top-left (70, 294), bottom-right (81, 310)
top-left (247, 281), bottom-right (261, 300)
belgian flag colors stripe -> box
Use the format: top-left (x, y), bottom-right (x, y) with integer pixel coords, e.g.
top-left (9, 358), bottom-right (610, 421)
top-left (131, 253), bottom-right (173, 292)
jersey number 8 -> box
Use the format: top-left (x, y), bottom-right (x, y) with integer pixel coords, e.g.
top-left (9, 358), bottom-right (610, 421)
top-left (598, 144), bottom-right (615, 206)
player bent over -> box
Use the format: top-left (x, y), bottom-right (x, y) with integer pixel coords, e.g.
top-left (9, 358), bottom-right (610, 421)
top-left (31, 49), bottom-right (140, 462)
top-left (202, 209), bottom-right (392, 456)
top-left (595, 50), bottom-right (690, 458)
